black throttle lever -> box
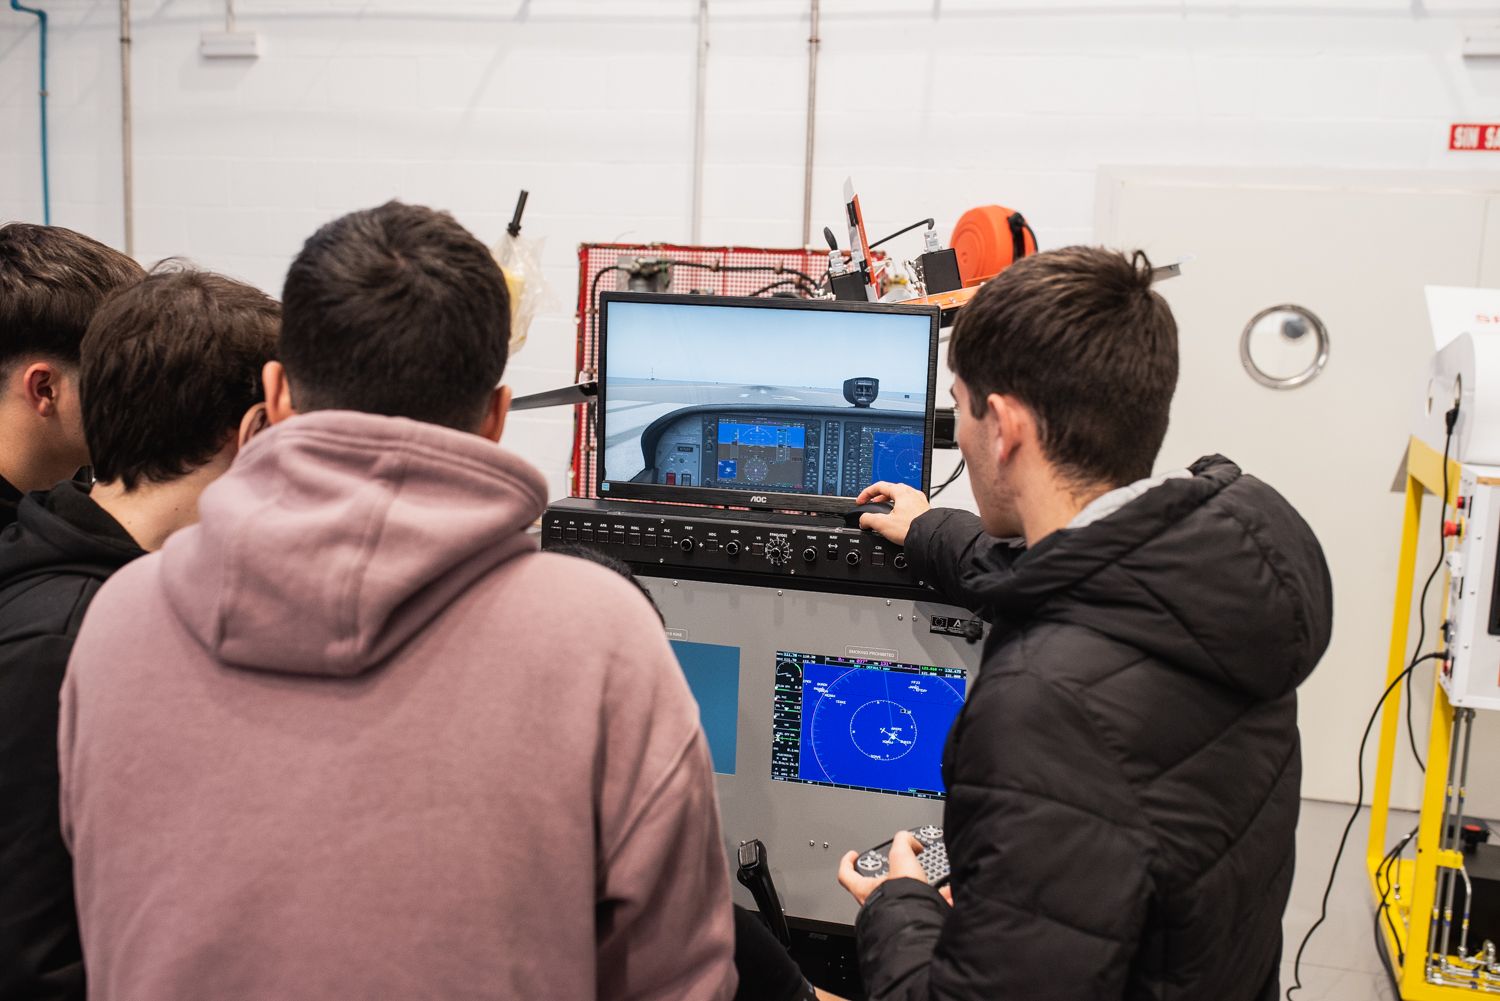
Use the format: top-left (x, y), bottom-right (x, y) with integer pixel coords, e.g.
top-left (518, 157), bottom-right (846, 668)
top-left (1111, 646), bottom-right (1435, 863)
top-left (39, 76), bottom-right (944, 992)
top-left (736, 838), bottom-right (790, 948)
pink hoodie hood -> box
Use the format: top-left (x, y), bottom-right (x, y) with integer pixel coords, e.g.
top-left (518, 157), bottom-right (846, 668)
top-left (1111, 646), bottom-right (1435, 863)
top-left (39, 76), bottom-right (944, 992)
top-left (159, 410), bottom-right (547, 678)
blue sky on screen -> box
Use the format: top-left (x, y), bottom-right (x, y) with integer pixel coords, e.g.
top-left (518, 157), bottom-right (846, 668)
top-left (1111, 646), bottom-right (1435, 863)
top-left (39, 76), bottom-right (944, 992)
top-left (605, 299), bottom-right (931, 395)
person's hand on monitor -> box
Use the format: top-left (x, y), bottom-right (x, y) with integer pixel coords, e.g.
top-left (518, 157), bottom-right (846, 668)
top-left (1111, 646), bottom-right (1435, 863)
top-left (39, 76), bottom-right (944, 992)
top-left (855, 482), bottom-right (930, 546)
top-left (837, 831), bottom-right (928, 907)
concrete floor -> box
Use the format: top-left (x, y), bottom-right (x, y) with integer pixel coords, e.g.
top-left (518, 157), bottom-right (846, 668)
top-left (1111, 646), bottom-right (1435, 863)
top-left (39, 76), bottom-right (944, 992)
top-left (1282, 799), bottom-right (1422, 1001)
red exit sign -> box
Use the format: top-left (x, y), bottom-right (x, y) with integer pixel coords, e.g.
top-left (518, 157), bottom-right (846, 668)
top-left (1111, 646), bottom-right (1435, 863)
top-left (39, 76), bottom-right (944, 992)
top-left (1450, 123), bottom-right (1500, 151)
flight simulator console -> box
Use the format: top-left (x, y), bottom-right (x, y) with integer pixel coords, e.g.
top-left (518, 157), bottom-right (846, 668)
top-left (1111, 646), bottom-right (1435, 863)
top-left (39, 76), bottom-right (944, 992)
top-left (541, 293), bottom-right (980, 987)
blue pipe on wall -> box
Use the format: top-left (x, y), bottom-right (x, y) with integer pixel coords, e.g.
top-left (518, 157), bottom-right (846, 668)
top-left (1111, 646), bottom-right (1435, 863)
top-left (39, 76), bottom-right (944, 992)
top-left (10, 0), bottom-right (50, 225)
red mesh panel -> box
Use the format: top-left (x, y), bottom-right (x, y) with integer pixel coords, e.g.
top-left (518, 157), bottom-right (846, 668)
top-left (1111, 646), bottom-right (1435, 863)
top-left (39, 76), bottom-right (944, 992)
top-left (570, 243), bottom-right (831, 498)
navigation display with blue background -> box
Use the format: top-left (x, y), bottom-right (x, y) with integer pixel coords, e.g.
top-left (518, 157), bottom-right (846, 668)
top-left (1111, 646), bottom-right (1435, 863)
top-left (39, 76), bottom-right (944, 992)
top-left (869, 429), bottom-right (923, 489)
top-left (772, 652), bottom-right (966, 799)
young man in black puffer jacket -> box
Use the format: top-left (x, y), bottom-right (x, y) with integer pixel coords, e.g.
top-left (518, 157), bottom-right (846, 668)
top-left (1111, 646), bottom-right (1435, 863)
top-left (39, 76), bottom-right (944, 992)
top-left (839, 246), bottom-right (1333, 1001)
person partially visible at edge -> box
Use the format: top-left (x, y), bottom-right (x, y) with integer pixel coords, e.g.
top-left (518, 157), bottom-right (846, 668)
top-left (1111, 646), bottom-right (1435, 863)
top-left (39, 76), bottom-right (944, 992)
top-left (59, 201), bottom-right (737, 1001)
top-left (0, 266), bottom-right (278, 1001)
top-left (0, 224), bottom-right (144, 527)
top-left (839, 246), bottom-right (1334, 1001)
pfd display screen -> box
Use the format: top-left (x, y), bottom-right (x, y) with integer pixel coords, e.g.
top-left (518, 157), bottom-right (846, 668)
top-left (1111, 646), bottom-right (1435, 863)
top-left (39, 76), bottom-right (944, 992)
top-left (771, 650), bottom-right (966, 800)
top-left (597, 294), bottom-right (937, 511)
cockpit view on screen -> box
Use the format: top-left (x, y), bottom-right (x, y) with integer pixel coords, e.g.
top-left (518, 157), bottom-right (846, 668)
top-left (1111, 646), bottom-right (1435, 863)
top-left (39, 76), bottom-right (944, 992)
top-left (600, 298), bottom-right (933, 499)
top-left (772, 651), bottom-right (966, 800)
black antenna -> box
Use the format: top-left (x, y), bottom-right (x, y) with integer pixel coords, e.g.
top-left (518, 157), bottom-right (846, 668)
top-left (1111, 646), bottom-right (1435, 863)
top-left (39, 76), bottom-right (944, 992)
top-left (507, 190), bottom-right (529, 238)
top-left (823, 226), bottom-right (839, 251)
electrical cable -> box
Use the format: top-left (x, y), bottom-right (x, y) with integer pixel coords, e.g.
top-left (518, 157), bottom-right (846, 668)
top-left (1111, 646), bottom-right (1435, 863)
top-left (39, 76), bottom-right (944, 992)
top-left (1019, 217), bottom-right (1038, 256)
top-left (748, 278), bottom-right (817, 298)
top-left (1404, 405), bottom-right (1459, 772)
top-left (1285, 650), bottom-right (1448, 1001)
top-left (869, 218), bottom-right (935, 250)
top-left (587, 265), bottom-right (629, 315)
top-left (666, 260), bottom-right (822, 290)
top-left (1290, 402), bottom-right (1464, 998)
top-left (929, 459), bottom-right (965, 499)
top-left (1375, 825), bottom-right (1419, 965)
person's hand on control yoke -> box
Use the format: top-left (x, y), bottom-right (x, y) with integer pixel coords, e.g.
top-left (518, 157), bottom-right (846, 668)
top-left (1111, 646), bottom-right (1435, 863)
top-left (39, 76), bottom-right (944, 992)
top-left (836, 831), bottom-right (928, 907)
top-left (855, 482), bottom-right (930, 546)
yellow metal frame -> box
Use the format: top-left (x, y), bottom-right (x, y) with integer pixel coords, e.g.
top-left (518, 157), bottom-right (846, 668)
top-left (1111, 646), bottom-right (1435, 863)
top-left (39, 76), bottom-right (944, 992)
top-left (1367, 435), bottom-right (1469, 999)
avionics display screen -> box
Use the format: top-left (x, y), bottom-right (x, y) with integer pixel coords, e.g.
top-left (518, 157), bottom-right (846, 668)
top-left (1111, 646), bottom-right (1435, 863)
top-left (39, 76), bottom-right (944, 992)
top-left (771, 650), bottom-right (966, 799)
top-left (597, 293), bottom-right (938, 513)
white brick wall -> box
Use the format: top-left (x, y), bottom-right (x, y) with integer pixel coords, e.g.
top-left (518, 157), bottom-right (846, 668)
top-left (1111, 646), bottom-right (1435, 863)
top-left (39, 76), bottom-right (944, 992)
top-left (3, 0), bottom-right (1499, 499)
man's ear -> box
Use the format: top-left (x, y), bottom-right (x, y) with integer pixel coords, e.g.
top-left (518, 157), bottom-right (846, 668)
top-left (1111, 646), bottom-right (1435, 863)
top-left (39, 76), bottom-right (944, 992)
top-left (262, 361), bottom-right (297, 425)
top-left (237, 403), bottom-right (270, 448)
top-left (477, 385), bottom-right (511, 444)
top-left (991, 394), bottom-right (1034, 465)
top-left (21, 361), bottom-right (62, 417)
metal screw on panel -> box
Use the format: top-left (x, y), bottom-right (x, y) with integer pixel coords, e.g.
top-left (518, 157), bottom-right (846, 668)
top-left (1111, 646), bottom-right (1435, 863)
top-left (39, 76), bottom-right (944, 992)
top-left (823, 842), bottom-right (829, 849)
top-left (885, 600), bottom-right (892, 606)
top-left (897, 614), bottom-right (904, 621)
top-left (809, 840), bottom-right (815, 847)
top-left (672, 580), bottom-right (679, 587)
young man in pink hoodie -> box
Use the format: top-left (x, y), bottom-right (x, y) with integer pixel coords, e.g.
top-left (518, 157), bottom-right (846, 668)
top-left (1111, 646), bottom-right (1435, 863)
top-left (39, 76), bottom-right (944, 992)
top-left (58, 202), bottom-right (737, 1000)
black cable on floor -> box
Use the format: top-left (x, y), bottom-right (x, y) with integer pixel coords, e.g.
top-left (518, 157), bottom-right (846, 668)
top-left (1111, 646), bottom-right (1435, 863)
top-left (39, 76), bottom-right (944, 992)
top-left (1285, 651), bottom-right (1447, 1001)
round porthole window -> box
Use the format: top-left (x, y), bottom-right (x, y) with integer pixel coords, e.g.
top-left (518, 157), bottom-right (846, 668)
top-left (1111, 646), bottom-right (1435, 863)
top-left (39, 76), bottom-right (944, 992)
top-left (1239, 305), bottom-right (1329, 390)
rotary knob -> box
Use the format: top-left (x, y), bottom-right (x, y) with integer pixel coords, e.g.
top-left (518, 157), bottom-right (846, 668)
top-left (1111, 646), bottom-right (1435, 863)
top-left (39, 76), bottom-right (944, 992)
top-left (765, 536), bottom-right (792, 567)
top-left (856, 853), bottom-right (885, 873)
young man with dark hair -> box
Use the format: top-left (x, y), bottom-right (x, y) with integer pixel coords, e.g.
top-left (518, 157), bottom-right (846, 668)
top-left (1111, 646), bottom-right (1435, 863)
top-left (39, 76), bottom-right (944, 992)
top-left (839, 246), bottom-right (1334, 1001)
top-left (0, 267), bottom-right (278, 1001)
top-left (59, 201), bottom-right (736, 1001)
top-left (0, 224), bottom-right (145, 527)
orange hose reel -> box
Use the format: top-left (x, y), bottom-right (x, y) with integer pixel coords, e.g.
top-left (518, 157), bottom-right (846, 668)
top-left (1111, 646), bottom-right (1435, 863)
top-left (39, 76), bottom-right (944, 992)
top-left (950, 205), bottom-right (1037, 285)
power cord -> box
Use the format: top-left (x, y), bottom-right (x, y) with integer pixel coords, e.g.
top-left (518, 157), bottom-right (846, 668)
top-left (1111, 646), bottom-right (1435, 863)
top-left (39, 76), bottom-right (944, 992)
top-left (748, 277), bottom-right (820, 298)
top-left (587, 265), bottom-right (629, 315)
top-left (1374, 825), bottom-right (1419, 965)
top-left (1404, 402), bottom-right (1460, 772)
top-left (1288, 398), bottom-right (1458, 998)
top-left (929, 458), bottom-right (965, 499)
top-left (1285, 650), bottom-right (1447, 1001)
top-left (869, 218), bottom-right (936, 250)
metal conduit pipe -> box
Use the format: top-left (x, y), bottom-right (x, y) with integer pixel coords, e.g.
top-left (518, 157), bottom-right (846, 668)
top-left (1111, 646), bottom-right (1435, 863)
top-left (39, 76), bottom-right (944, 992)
top-left (10, 0), bottom-right (49, 224)
top-left (800, 0), bottom-right (819, 247)
top-left (1428, 704), bottom-right (1466, 977)
top-left (119, 0), bottom-right (135, 255)
top-left (1439, 709), bottom-right (1478, 970)
top-left (689, 0), bottom-right (707, 244)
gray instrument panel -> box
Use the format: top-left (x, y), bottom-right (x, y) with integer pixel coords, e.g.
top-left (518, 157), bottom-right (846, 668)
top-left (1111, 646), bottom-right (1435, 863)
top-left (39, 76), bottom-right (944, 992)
top-left (638, 572), bottom-right (983, 926)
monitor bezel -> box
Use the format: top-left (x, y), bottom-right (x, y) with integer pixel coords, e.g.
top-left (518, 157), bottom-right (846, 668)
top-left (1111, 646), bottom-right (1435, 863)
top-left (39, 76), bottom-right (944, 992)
top-left (595, 291), bottom-right (941, 515)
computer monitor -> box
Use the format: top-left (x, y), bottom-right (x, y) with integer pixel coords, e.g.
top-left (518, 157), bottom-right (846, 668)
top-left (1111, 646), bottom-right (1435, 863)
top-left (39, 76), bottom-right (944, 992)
top-left (771, 650), bottom-right (966, 800)
top-left (596, 292), bottom-right (940, 515)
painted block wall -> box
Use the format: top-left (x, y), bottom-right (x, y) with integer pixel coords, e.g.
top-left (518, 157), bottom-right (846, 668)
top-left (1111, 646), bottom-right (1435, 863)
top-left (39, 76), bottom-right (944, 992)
top-left (4, 0), bottom-right (1500, 802)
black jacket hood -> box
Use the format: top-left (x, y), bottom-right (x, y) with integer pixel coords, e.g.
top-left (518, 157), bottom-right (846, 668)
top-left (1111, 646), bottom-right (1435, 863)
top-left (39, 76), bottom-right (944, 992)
top-left (968, 455), bottom-right (1332, 701)
top-left (0, 482), bottom-right (142, 600)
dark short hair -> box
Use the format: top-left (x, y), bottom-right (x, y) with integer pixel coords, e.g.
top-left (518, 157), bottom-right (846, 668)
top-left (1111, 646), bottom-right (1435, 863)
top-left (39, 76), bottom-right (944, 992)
top-left (0, 223), bottom-right (145, 371)
top-left (949, 246), bottom-right (1179, 487)
top-left (279, 201), bottom-right (510, 431)
top-left (81, 266), bottom-right (280, 489)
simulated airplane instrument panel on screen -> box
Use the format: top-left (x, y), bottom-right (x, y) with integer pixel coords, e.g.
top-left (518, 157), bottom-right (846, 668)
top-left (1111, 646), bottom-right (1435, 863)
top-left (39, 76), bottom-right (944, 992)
top-left (597, 293), bottom-right (940, 514)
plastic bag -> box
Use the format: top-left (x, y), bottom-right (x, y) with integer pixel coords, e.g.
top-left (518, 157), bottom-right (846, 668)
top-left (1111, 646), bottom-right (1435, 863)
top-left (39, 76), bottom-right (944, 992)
top-left (493, 229), bottom-right (552, 357)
